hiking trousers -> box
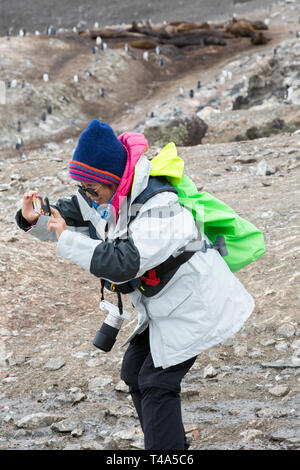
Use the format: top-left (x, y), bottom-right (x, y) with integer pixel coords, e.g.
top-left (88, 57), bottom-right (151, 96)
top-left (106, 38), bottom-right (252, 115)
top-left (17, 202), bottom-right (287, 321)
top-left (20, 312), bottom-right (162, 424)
top-left (120, 327), bottom-right (197, 450)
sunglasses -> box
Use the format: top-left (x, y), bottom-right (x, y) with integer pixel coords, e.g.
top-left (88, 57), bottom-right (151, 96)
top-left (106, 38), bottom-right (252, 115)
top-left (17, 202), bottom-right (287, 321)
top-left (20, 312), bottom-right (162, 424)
top-left (77, 185), bottom-right (98, 197)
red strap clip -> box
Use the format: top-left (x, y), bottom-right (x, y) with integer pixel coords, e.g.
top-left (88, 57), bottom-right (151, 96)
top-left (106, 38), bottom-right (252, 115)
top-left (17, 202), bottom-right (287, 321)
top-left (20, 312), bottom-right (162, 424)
top-left (141, 269), bottom-right (161, 286)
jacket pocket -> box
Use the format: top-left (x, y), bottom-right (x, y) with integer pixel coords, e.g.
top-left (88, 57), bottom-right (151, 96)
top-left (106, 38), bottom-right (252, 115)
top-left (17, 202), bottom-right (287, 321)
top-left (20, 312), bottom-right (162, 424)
top-left (144, 281), bottom-right (193, 320)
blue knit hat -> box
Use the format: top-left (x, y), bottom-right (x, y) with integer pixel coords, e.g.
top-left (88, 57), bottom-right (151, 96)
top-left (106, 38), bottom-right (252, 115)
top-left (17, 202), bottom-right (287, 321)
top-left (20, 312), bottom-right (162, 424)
top-left (69, 120), bottom-right (127, 185)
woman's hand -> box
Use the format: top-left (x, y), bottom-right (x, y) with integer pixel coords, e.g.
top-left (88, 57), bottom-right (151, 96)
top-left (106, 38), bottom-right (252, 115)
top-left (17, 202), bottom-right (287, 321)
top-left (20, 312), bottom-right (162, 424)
top-left (47, 207), bottom-right (67, 239)
top-left (21, 191), bottom-right (40, 224)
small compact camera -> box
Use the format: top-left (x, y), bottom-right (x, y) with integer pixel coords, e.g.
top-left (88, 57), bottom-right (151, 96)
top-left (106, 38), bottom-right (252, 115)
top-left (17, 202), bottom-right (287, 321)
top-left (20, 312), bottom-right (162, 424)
top-left (93, 300), bottom-right (131, 352)
top-left (32, 195), bottom-right (51, 216)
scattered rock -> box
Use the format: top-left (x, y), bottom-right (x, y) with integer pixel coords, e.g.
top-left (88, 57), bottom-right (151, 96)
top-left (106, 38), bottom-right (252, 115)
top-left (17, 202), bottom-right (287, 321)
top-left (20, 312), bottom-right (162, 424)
top-left (104, 404), bottom-right (135, 418)
top-left (181, 384), bottom-right (201, 399)
top-left (88, 376), bottom-right (113, 391)
top-left (260, 339), bottom-right (276, 347)
top-left (71, 426), bottom-right (85, 438)
top-left (250, 159), bottom-right (267, 176)
top-left (275, 341), bottom-right (289, 352)
top-left (248, 348), bottom-right (263, 358)
top-left (203, 364), bottom-right (218, 378)
top-left (5, 353), bottom-right (27, 366)
top-left (196, 106), bottom-right (218, 121)
top-left (68, 388), bottom-right (86, 405)
top-left (240, 429), bottom-right (264, 441)
top-left (115, 380), bottom-right (129, 393)
top-left (268, 384), bottom-right (289, 397)
top-left (113, 428), bottom-right (139, 441)
top-left (291, 339), bottom-right (300, 350)
top-left (43, 357), bottom-right (65, 371)
top-left (276, 323), bottom-right (296, 338)
top-left (51, 418), bottom-right (84, 435)
top-left (86, 358), bottom-right (103, 367)
top-left (233, 344), bottom-right (248, 357)
top-left (139, 112), bottom-right (208, 147)
top-left (270, 428), bottom-right (299, 442)
top-left (0, 328), bottom-right (11, 336)
top-left (255, 407), bottom-right (280, 418)
top-left (261, 360), bottom-right (300, 368)
top-left (80, 441), bottom-right (107, 450)
top-left (16, 413), bottom-right (66, 429)
top-left (2, 376), bottom-right (18, 383)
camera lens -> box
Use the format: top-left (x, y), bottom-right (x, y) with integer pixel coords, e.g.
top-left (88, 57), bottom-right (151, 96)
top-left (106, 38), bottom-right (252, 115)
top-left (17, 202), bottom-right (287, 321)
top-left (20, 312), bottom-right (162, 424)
top-left (93, 322), bottom-right (118, 352)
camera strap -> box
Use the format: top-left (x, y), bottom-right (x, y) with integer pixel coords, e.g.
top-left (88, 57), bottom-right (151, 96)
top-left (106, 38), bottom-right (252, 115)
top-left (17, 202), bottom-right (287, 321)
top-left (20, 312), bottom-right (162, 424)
top-left (100, 279), bottom-right (123, 315)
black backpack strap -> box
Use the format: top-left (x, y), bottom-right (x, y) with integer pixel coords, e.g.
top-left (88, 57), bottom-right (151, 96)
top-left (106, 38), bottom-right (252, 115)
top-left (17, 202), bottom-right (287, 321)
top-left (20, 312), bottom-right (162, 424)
top-left (129, 176), bottom-right (178, 225)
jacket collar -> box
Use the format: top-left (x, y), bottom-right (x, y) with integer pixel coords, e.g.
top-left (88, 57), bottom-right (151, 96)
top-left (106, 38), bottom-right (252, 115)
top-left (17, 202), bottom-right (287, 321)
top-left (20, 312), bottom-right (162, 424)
top-left (110, 132), bottom-right (149, 222)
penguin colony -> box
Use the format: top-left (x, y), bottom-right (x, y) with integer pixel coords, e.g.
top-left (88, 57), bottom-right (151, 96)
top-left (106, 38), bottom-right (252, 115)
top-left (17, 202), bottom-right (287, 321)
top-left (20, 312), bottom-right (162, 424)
top-left (6, 14), bottom-right (275, 153)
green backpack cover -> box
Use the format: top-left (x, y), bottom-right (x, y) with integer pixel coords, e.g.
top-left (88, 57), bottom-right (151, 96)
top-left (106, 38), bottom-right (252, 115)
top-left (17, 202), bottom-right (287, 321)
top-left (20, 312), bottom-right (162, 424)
top-left (149, 142), bottom-right (266, 272)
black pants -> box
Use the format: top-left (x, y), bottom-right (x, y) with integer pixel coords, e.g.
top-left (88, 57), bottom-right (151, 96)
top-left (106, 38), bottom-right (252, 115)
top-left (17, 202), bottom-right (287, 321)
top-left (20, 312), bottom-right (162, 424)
top-left (120, 327), bottom-right (197, 450)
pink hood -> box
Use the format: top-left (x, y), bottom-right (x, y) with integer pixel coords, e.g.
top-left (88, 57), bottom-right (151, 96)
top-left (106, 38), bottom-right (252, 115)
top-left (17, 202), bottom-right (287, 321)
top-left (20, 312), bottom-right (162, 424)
top-left (111, 132), bottom-right (148, 222)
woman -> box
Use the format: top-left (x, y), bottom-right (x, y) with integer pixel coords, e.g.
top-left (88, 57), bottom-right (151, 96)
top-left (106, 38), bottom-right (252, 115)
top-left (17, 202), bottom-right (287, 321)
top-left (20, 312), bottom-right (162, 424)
top-left (16, 119), bottom-right (254, 450)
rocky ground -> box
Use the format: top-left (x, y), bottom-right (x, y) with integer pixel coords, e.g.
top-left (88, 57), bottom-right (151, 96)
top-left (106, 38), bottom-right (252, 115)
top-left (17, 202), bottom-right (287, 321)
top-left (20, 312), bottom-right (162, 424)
top-left (0, 0), bottom-right (300, 451)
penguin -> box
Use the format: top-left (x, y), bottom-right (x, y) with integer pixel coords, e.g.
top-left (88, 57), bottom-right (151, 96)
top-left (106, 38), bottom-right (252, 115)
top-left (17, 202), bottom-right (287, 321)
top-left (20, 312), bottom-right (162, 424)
top-left (94, 22), bottom-right (99, 28)
top-left (124, 43), bottom-right (130, 52)
top-left (72, 27), bottom-right (77, 33)
top-left (17, 121), bottom-right (22, 132)
top-left (19, 29), bottom-right (26, 37)
top-left (99, 87), bottom-right (104, 97)
top-left (189, 89), bottom-right (194, 98)
top-left (73, 75), bottom-right (79, 83)
top-left (284, 85), bottom-right (294, 103)
top-left (197, 80), bottom-right (201, 89)
top-left (96, 36), bottom-right (102, 45)
top-left (46, 26), bottom-right (56, 35)
top-left (179, 87), bottom-right (185, 96)
top-left (155, 45), bottom-right (161, 55)
top-left (85, 71), bottom-right (93, 77)
top-left (297, 31), bottom-right (300, 38)
top-left (41, 112), bottom-right (47, 121)
top-left (158, 58), bottom-right (164, 67)
top-left (11, 80), bottom-right (17, 88)
top-left (59, 95), bottom-right (69, 104)
top-left (15, 137), bottom-right (24, 150)
top-left (150, 111), bottom-right (154, 118)
top-left (100, 42), bottom-right (107, 51)
top-left (143, 51), bottom-right (149, 61)
top-left (47, 105), bottom-right (53, 114)
top-left (43, 73), bottom-right (49, 82)
top-left (92, 46), bottom-right (98, 54)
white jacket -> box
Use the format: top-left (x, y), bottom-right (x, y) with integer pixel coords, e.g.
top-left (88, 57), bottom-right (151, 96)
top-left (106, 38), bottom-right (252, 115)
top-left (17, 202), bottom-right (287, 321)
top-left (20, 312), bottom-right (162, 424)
top-left (16, 152), bottom-right (254, 368)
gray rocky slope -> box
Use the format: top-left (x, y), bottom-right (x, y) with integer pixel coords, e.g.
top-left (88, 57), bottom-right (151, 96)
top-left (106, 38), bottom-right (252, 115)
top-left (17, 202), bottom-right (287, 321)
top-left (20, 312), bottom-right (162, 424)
top-left (0, 0), bottom-right (299, 450)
